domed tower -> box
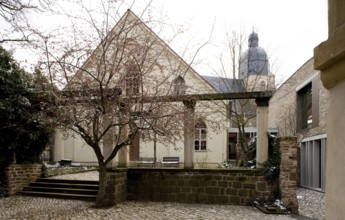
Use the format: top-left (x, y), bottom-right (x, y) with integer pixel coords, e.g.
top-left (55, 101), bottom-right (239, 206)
top-left (239, 32), bottom-right (270, 79)
top-left (239, 32), bottom-right (274, 91)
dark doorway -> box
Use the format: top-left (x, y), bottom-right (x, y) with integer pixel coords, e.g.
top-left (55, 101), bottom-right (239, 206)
top-left (130, 133), bottom-right (140, 161)
top-left (229, 132), bottom-right (237, 160)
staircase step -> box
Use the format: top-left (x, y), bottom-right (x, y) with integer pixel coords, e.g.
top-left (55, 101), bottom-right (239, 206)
top-left (37, 178), bottom-right (99, 185)
top-left (30, 182), bottom-right (99, 190)
top-left (21, 191), bottom-right (97, 200)
top-left (21, 178), bottom-right (100, 201)
top-left (23, 186), bottom-right (98, 195)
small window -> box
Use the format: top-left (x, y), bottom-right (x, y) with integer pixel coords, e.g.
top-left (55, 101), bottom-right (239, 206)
top-left (173, 76), bottom-right (186, 95)
top-left (260, 81), bottom-right (266, 90)
top-left (126, 59), bottom-right (140, 95)
top-left (194, 120), bottom-right (207, 151)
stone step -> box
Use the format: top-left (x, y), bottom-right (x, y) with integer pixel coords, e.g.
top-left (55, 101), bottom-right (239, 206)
top-left (21, 178), bottom-right (99, 201)
top-left (36, 178), bottom-right (98, 185)
top-left (30, 181), bottom-right (99, 190)
top-left (23, 186), bottom-right (98, 195)
top-left (21, 191), bottom-right (97, 200)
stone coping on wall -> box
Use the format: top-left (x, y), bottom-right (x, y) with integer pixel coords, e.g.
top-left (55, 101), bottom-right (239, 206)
top-left (108, 167), bottom-right (265, 174)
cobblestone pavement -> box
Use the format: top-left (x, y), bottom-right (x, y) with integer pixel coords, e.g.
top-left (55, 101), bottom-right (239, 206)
top-left (0, 196), bottom-right (311, 220)
top-left (0, 171), bottom-right (324, 220)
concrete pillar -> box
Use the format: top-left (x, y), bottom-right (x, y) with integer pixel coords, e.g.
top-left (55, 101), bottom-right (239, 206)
top-left (255, 97), bottom-right (269, 168)
top-left (118, 105), bottom-right (129, 168)
top-left (103, 112), bottom-right (116, 168)
top-left (314, 0), bottom-right (345, 218)
top-left (118, 146), bottom-right (129, 168)
top-left (183, 100), bottom-right (196, 169)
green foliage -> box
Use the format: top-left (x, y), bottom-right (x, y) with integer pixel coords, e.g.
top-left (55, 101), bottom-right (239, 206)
top-left (262, 135), bottom-right (281, 180)
top-left (0, 46), bottom-right (53, 166)
top-left (0, 176), bottom-right (8, 198)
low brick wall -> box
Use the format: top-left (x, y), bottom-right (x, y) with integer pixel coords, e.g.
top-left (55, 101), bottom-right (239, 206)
top-left (5, 164), bottom-right (42, 195)
top-left (104, 169), bottom-right (127, 204)
top-left (127, 169), bottom-right (275, 205)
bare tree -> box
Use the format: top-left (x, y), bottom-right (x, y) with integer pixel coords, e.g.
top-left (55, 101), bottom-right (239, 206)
top-left (0, 0), bottom-right (53, 43)
top-left (209, 29), bottom-right (275, 166)
top-left (32, 1), bottom-right (216, 207)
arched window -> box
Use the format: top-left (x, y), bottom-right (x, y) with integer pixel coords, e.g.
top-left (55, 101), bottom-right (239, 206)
top-left (260, 80), bottom-right (266, 91)
top-left (126, 59), bottom-right (140, 95)
top-left (173, 76), bottom-right (186, 95)
top-left (194, 119), bottom-right (207, 151)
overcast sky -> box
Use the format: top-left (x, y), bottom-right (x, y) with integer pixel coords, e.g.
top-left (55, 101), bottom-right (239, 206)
top-left (145, 0), bottom-right (328, 83)
top-left (8, 0), bottom-right (328, 84)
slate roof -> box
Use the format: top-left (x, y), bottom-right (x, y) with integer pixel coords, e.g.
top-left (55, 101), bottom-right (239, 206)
top-left (201, 75), bottom-right (244, 93)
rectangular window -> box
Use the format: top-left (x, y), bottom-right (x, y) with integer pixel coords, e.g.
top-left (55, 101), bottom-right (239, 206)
top-left (297, 83), bottom-right (312, 129)
top-left (296, 74), bottom-right (319, 131)
top-left (300, 135), bottom-right (326, 191)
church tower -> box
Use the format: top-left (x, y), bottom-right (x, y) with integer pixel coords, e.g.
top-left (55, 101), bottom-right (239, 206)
top-left (239, 32), bottom-right (275, 91)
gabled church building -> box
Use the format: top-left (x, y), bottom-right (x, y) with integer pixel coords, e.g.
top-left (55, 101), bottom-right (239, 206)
top-left (52, 10), bottom-right (275, 168)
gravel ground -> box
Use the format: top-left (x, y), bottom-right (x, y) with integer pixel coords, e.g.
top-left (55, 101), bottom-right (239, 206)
top-left (297, 188), bottom-right (325, 220)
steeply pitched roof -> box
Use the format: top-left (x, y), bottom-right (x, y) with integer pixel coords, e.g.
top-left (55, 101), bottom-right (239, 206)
top-left (68, 9), bottom-right (216, 93)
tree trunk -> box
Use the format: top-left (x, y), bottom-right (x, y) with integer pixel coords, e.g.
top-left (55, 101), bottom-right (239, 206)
top-left (95, 162), bottom-right (116, 207)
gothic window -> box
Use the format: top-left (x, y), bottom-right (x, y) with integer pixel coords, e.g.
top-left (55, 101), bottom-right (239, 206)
top-left (126, 59), bottom-right (140, 95)
top-left (173, 76), bottom-right (186, 95)
top-left (194, 120), bottom-right (207, 151)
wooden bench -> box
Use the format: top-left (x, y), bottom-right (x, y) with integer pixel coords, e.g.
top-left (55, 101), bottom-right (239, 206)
top-left (161, 157), bottom-right (179, 167)
top-left (58, 159), bottom-right (72, 166)
top-left (137, 157), bottom-right (155, 167)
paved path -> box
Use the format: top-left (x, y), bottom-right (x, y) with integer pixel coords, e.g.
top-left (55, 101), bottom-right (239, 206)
top-left (0, 171), bottom-right (324, 220)
top-left (0, 196), bottom-right (312, 220)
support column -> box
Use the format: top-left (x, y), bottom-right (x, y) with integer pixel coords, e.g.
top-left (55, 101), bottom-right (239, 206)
top-left (118, 146), bottom-right (128, 168)
top-left (183, 100), bottom-right (196, 169)
top-left (255, 97), bottom-right (269, 168)
top-left (103, 106), bottom-right (116, 168)
top-left (314, 1), bottom-right (345, 217)
top-left (118, 104), bottom-right (129, 168)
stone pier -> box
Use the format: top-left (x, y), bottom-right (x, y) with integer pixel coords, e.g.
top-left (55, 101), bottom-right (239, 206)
top-left (279, 136), bottom-right (298, 213)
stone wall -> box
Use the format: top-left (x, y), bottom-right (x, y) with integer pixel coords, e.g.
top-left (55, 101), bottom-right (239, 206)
top-left (103, 170), bottom-right (127, 204)
top-left (279, 137), bottom-right (298, 213)
top-left (5, 164), bottom-right (42, 195)
top-left (127, 169), bottom-right (275, 205)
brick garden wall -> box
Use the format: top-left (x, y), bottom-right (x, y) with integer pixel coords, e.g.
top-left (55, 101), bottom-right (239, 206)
top-left (5, 164), bottom-right (42, 195)
top-left (127, 169), bottom-right (275, 205)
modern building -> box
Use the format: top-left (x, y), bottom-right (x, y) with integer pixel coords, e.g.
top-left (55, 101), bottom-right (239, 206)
top-left (269, 58), bottom-right (328, 191)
